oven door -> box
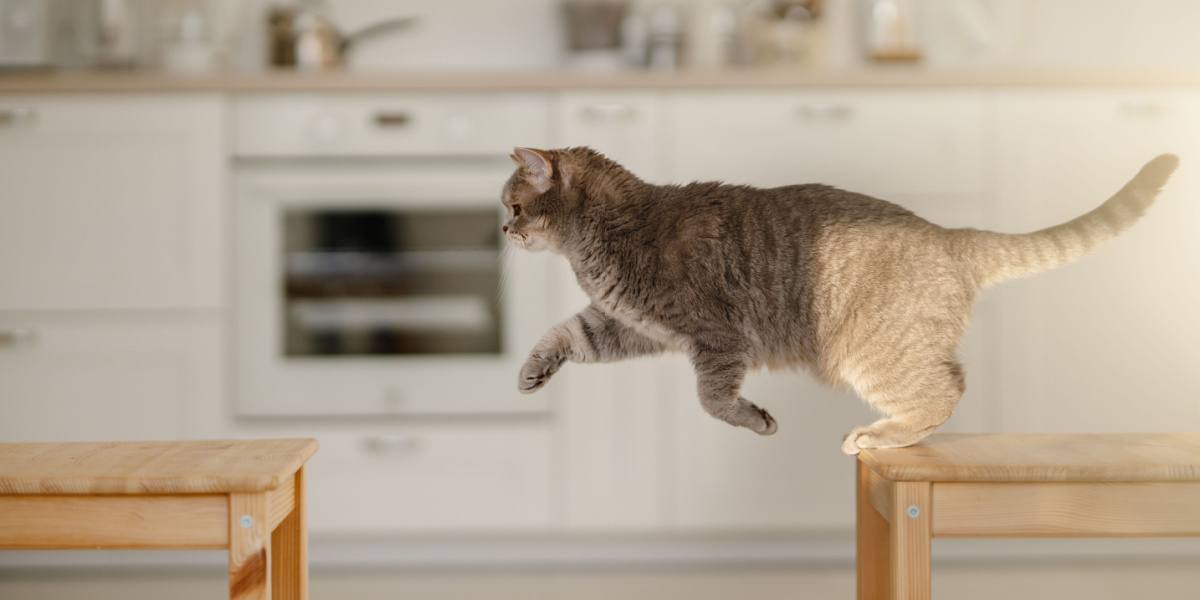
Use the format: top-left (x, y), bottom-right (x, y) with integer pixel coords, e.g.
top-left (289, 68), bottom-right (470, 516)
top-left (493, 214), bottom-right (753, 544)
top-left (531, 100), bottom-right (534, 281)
top-left (234, 161), bottom-right (553, 416)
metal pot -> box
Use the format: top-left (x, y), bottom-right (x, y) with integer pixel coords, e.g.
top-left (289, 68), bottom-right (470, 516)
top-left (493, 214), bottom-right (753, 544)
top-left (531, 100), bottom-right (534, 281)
top-left (268, 4), bottom-right (417, 70)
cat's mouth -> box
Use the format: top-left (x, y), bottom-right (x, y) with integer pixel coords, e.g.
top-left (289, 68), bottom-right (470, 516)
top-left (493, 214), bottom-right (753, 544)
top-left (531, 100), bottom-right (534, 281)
top-left (506, 231), bottom-right (529, 248)
top-left (507, 231), bottom-right (548, 252)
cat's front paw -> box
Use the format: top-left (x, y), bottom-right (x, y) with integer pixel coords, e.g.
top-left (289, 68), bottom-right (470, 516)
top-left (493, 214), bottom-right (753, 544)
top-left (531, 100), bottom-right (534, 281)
top-left (518, 354), bottom-right (564, 394)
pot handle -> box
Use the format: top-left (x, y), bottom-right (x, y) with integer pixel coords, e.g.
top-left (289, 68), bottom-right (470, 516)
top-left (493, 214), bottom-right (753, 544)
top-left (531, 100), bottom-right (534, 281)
top-left (340, 16), bottom-right (420, 54)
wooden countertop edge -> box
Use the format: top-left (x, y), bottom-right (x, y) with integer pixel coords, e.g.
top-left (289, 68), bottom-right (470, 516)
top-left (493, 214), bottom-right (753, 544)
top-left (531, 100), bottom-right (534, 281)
top-left (0, 438), bottom-right (319, 495)
top-left (858, 461), bottom-right (1200, 483)
top-left (4, 68), bottom-right (1200, 93)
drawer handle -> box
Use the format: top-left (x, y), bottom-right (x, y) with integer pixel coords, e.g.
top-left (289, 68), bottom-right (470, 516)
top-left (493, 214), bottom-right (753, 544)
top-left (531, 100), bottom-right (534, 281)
top-left (0, 328), bottom-right (37, 349)
top-left (1117, 102), bottom-right (1168, 118)
top-left (0, 108), bottom-right (37, 127)
top-left (795, 103), bottom-right (854, 121)
top-left (373, 112), bottom-right (413, 128)
top-left (362, 435), bottom-right (420, 455)
top-left (579, 103), bottom-right (637, 122)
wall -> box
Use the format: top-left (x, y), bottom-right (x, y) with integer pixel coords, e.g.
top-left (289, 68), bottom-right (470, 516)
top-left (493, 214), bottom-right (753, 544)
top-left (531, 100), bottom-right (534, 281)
top-left (213, 0), bottom-right (1200, 70)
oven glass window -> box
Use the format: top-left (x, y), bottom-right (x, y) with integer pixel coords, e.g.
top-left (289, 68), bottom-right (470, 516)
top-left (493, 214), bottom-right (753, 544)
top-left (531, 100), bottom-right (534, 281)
top-left (282, 208), bottom-right (502, 356)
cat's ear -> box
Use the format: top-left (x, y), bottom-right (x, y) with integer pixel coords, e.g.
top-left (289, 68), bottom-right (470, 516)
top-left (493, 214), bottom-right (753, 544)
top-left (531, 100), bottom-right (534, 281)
top-left (512, 147), bottom-right (554, 193)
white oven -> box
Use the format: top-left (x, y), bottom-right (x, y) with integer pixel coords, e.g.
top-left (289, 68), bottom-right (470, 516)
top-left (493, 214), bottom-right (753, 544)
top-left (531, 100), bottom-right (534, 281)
top-left (231, 94), bottom-right (554, 416)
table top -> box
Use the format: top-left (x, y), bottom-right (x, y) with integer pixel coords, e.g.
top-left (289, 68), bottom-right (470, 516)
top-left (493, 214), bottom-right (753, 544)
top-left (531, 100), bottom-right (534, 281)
top-left (0, 439), bottom-right (318, 495)
top-left (859, 433), bottom-right (1200, 483)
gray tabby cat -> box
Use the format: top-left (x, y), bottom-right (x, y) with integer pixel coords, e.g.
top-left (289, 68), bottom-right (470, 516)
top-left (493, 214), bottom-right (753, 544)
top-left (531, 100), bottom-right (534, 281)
top-left (501, 147), bottom-right (1178, 454)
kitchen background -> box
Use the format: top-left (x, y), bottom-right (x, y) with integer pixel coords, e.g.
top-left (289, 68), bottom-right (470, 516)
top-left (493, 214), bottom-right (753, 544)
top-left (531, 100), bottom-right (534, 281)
top-left (1, 0), bottom-right (1200, 598)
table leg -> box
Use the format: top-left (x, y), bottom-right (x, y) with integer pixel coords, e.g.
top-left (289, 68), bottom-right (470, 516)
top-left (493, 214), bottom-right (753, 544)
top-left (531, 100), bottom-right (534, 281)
top-left (857, 461), bottom-right (890, 600)
top-left (271, 467), bottom-right (309, 600)
top-left (890, 481), bottom-right (931, 600)
top-left (230, 492), bottom-right (271, 600)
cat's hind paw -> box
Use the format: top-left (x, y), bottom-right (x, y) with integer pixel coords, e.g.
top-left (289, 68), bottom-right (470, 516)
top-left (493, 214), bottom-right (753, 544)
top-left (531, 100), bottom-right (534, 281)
top-left (517, 354), bottom-right (564, 394)
top-left (750, 403), bottom-right (778, 436)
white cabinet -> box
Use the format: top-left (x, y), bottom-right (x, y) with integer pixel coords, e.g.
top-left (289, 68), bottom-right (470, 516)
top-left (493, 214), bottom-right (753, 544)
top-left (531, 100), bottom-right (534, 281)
top-left (232, 94), bottom-right (550, 158)
top-left (665, 91), bottom-right (986, 198)
top-left (301, 424), bottom-right (551, 534)
top-left (653, 91), bottom-right (994, 531)
top-left (0, 312), bottom-right (220, 442)
top-left (558, 93), bottom-right (666, 181)
top-left (0, 95), bottom-right (225, 310)
top-left (550, 94), bottom-right (669, 529)
top-left (990, 90), bottom-right (1200, 433)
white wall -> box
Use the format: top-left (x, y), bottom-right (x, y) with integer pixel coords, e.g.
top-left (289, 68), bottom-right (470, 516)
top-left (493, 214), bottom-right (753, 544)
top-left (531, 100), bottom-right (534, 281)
top-left (215, 0), bottom-right (1200, 70)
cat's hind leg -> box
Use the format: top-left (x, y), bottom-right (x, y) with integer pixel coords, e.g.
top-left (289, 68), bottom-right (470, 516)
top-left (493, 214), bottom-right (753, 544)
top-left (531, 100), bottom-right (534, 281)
top-left (839, 358), bottom-right (964, 455)
top-left (690, 347), bottom-right (778, 435)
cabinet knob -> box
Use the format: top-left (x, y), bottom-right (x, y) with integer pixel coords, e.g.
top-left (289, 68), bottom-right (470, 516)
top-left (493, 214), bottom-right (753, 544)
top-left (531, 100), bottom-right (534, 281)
top-left (1117, 102), bottom-right (1168, 118)
top-left (0, 328), bottom-right (37, 349)
top-left (361, 435), bottom-right (420, 455)
top-left (0, 108), bottom-right (37, 127)
top-left (795, 103), bottom-right (854, 121)
top-left (579, 103), bottom-right (637, 122)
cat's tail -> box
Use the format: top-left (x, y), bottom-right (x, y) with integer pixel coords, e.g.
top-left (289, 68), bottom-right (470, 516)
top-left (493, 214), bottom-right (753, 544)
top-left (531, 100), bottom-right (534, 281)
top-left (959, 153), bottom-right (1179, 288)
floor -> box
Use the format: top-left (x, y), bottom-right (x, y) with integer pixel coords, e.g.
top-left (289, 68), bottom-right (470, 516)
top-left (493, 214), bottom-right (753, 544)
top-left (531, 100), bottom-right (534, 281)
top-left (1, 560), bottom-right (1198, 599)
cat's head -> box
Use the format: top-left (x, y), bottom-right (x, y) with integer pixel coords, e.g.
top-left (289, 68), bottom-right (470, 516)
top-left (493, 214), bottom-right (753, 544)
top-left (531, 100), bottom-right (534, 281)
top-left (501, 146), bottom-right (639, 254)
top-left (501, 147), bottom-right (569, 253)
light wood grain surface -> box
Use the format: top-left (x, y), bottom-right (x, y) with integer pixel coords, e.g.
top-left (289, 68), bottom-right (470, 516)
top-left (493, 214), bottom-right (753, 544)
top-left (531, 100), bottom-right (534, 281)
top-left (0, 494), bottom-right (228, 549)
top-left (932, 481), bottom-right (1200, 538)
top-left (0, 439), bottom-right (318, 494)
top-left (859, 433), bottom-right (1200, 482)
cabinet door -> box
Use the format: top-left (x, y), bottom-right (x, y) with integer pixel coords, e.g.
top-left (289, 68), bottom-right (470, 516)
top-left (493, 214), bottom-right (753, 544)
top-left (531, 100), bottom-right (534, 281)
top-left (554, 93), bottom-right (668, 528)
top-left (559, 93), bottom-right (665, 181)
top-left (991, 91), bottom-right (1200, 433)
top-left (660, 91), bottom-right (993, 531)
top-left (0, 313), bottom-right (219, 442)
top-left (0, 95), bottom-right (224, 310)
top-left (666, 91), bottom-right (985, 197)
top-left (300, 425), bottom-right (550, 534)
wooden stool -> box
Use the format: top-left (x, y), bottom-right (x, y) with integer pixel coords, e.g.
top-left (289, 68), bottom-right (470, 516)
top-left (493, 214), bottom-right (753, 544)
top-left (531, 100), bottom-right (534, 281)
top-left (0, 438), bottom-right (318, 600)
top-left (856, 433), bottom-right (1200, 600)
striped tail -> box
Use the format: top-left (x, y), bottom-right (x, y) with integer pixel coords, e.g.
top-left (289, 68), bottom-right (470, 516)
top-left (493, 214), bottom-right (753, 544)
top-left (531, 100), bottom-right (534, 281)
top-left (961, 154), bottom-right (1179, 288)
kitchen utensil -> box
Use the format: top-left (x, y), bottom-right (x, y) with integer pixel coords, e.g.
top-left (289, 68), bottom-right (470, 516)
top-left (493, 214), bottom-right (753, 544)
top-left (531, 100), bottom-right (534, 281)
top-left (861, 0), bottom-right (921, 61)
top-left (268, 1), bottom-right (417, 70)
top-left (560, 0), bottom-right (629, 70)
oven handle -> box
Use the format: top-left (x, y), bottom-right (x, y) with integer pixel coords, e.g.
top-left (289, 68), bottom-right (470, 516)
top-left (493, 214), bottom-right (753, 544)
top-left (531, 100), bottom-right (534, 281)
top-left (373, 111), bottom-right (413, 128)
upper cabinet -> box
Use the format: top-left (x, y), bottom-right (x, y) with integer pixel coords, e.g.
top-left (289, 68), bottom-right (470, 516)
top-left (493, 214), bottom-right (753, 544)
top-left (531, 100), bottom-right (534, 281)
top-left (665, 91), bottom-right (985, 199)
top-left (0, 95), bottom-right (225, 310)
top-left (558, 93), bottom-right (666, 182)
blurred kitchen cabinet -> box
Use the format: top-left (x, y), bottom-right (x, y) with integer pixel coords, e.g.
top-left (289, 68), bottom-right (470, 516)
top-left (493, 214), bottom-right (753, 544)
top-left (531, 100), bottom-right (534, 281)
top-left (548, 259), bottom-right (666, 530)
top-left (552, 93), bottom-right (669, 529)
top-left (664, 91), bottom-right (986, 197)
top-left (558, 93), bottom-right (666, 182)
top-left (300, 425), bottom-right (551, 534)
top-left (0, 312), bottom-right (220, 442)
top-left (0, 95), bottom-right (224, 310)
top-left (989, 91), bottom-right (1200, 433)
top-left (656, 91), bottom-right (994, 531)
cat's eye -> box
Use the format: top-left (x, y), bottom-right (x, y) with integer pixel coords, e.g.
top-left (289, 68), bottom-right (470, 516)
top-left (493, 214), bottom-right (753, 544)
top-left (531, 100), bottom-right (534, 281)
top-left (512, 204), bottom-right (522, 216)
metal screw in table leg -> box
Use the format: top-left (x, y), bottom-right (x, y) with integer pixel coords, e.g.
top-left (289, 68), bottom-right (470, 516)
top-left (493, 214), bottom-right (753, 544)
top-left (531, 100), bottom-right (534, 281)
top-left (906, 505), bottom-right (920, 519)
top-left (239, 515), bottom-right (253, 529)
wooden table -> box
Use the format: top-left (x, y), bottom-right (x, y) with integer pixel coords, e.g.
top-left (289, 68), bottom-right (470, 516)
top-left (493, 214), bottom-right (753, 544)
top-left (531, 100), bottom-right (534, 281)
top-left (856, 433), bottom-right (1200, 600)
top-left (0, 438), bottom-right (318, 600)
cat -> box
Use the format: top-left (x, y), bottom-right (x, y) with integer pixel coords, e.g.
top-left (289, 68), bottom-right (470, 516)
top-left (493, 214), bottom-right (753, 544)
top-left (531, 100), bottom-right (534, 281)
top-left (501, 146), bottom-right (1178, 454)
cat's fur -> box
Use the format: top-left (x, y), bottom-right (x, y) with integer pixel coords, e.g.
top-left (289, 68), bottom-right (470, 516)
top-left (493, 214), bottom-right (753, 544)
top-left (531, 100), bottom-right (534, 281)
top-left (501, 146), bottom-right (1178, 454)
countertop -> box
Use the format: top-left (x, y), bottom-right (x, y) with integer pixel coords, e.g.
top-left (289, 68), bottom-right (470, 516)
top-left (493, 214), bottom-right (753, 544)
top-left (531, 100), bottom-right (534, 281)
top-left (3, 67), bottom-right (1200, 93)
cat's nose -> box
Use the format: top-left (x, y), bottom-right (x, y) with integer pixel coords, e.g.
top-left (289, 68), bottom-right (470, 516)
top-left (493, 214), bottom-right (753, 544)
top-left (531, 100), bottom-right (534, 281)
top-left (502, 225), bottom-right (509, 233)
